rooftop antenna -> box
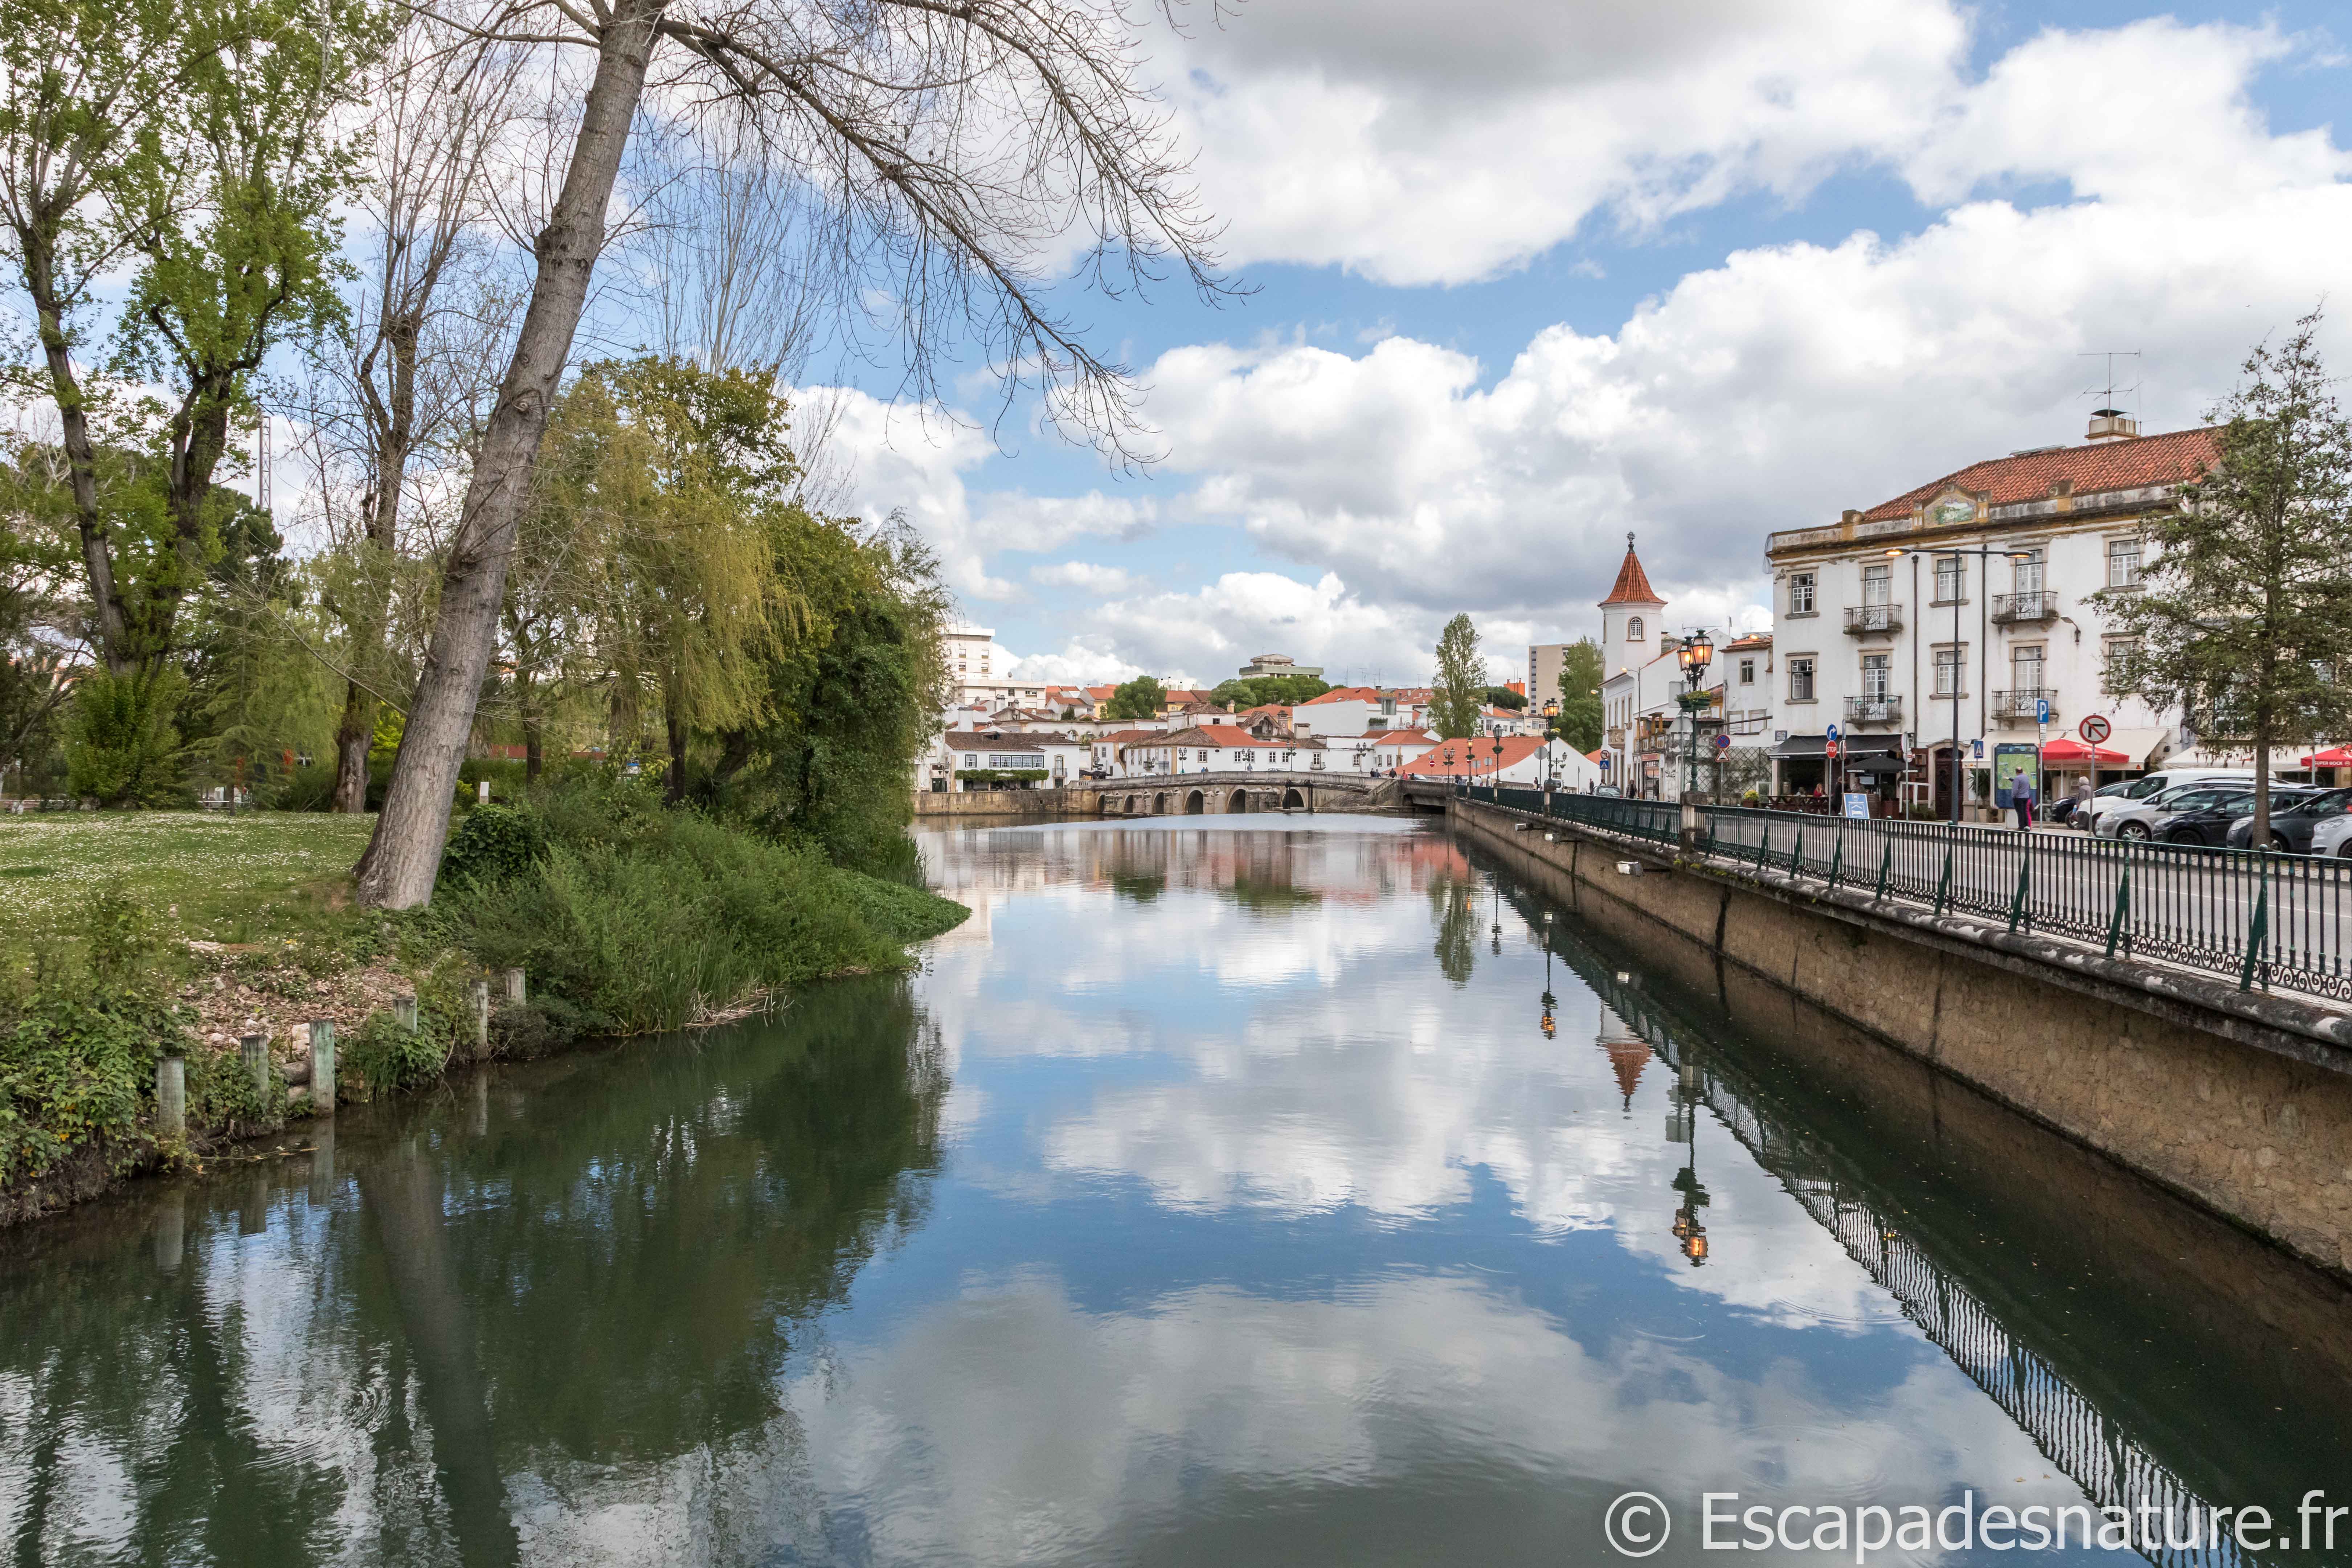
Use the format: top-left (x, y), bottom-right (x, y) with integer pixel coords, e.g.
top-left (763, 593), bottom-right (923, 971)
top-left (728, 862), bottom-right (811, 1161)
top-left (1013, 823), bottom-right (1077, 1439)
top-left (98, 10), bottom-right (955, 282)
top-left (2077, 351), bottom-right (2142, 443)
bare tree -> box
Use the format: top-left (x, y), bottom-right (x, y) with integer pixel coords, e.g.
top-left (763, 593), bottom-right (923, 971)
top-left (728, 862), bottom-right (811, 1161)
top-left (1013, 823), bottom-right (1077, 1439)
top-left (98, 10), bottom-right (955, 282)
top-left (315, 24), bottom-right (531, 812)
top-left (357, 0), bottom-right (1233, 907)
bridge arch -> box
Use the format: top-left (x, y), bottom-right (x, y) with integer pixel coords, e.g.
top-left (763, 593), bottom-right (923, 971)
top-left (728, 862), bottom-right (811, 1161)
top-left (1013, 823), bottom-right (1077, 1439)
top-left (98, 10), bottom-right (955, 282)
top-left (1153, 791), bottom-right (1169, 815)
top-left (1185, 789), bottom-right (1205, 815)
top-left (1227, 788), bottom-right (1250, 814)
top-left (1281, 787), bottom-right (1306, 811)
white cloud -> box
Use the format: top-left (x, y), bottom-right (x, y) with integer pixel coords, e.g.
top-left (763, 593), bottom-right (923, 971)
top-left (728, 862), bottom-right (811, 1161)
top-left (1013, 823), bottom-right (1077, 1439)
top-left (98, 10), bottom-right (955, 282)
top-left (1028, 560), bottom-right (1142, 596)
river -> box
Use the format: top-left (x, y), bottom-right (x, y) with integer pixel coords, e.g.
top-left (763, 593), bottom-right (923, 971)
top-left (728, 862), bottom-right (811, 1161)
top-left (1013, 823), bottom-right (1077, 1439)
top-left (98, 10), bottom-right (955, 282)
top-left (3, 816), bottom-right (2348, 1566)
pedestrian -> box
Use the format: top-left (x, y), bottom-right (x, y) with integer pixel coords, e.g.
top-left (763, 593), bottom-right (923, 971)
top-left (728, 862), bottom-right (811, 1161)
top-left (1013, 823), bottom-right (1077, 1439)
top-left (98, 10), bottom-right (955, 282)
top-left (2072, 773), bottom-right (2093, 830)
top-left (2013, 769), bottom-right (2037, 831)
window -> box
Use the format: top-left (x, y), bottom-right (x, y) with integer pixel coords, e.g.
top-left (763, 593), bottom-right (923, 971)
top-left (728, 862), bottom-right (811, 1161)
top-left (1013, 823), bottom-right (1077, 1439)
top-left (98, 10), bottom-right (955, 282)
top-left (2012, 646), bottom-right (2045, 694)
top-left (2103, 636), bottom-right (2139, 677)
top-left (1934, 557), bottom-right (1965, 603)
top-left (1861, 652), bottom-right (1890, 700)
top-left (1862, 563), bottom-right (1891, 606)
top-left (1934, 646), bottom-right (1966, 697)
top-left (2013, 548), bottom-right (2045, 596)
top-left (986, 753), bottom-right (1045, 769)
top-left (2107, 537), bottom-right (2142, 588)
top-left (1627, 616), bottom-right (1645, 640)
top-left (1788, 574), bottom-right (1816, 615)
top-left (1788, 657), bottom-right (1816, 701)
top-left (1739, 659), bottom-right (1755, 685)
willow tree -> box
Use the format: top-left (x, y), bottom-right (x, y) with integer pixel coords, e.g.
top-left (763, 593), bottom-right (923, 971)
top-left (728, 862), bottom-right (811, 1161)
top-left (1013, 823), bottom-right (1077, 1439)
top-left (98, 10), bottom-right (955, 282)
top-left (357, 0), bottom-right (1231, 907)
top-left (541, 357), bottom-right (795, 801)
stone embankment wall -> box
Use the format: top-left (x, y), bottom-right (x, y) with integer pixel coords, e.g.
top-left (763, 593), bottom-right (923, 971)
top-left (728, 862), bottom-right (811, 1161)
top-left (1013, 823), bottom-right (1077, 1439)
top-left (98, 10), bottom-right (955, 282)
top-left (1452, 797), bottom-right (2352, 1283)
top-left (913, 787), bottom-right (1104, 819)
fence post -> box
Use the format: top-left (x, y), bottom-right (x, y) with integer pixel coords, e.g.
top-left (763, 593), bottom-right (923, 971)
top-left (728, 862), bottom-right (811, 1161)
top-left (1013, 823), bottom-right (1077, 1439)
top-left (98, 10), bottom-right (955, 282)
top-left (308, 1020), bottom-right (335, 1117)
top-left (471, 979), bottom-right (492, 1053)
top-left (1827, 835), bottom-right (1843, 891)
top-left (2007, 846), bottom-right (2030, 933)
top-left (155, 1056), bottom-right (186, 1140)
top-left (393, 994), bottom-right (418, 1032)
top-left (2241, 852), bottom-right (2271, 992)
top-left (2104, 863), bottom-right (2132, 958)
top-left (1875, 838), bottom-right (1892, 902)
top-left (1934, 840), bottom-right (1954, 916)
top-left (1791, 827), bottom-right (1804, 878)
top-left (503, 967), bottom-right (525, 1004)
top-left (241, 1032), bottom-right (269, 1099)
top-left (1758, 823), bottom-right (1771, 872)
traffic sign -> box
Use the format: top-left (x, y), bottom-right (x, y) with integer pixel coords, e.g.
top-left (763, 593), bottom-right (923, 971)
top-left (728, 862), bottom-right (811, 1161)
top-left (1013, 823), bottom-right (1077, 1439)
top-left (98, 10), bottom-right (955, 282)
top-left (1825, 723), bottom-right (1841, 741)
top-left (1712, 732), bottom-right (1731, 750)
top-left (1825, 741), bottom-right (1840, 758)
top-left (2035, 696), bottom-right (2051, 725)
top-left (1598, 755), bottom-right (1612, 770)
top-left (2081, 714), bottom-right (2112, 745)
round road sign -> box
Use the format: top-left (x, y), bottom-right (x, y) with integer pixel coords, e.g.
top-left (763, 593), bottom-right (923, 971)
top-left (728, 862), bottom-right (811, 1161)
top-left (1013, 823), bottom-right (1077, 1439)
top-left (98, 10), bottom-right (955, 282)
top-left (1712, 732), bottom-right (1732, 750)
top-left (2081, 714), bottom-right (2112, 745)
top-left (1825, 741), bottom-right (1840, 758)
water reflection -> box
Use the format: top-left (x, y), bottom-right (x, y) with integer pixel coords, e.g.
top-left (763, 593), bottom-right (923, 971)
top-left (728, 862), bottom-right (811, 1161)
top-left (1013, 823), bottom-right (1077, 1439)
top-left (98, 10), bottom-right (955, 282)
top-left (0, 818), bottom-right (2346, 1566)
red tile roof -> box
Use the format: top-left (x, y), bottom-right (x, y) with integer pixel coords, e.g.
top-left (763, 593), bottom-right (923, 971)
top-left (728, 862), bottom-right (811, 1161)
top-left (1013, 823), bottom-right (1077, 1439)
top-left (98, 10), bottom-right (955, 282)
top-left (1302, 685), bottom-right (1382, 705)
top-left (1365, 728), bottom-right (1437, 744)
top-left (1396, 736), bottom-right (1557, 776)
top-left (1860, 427), bottom-right (2218, 523)
top-left (1599, 536), bottom-right (1662, 606)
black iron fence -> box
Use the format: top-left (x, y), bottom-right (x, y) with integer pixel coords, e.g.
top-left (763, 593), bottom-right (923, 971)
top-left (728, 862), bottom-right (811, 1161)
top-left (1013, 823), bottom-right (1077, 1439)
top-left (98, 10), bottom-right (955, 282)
top-left (1460, 783), bottom-right (2352, 1001)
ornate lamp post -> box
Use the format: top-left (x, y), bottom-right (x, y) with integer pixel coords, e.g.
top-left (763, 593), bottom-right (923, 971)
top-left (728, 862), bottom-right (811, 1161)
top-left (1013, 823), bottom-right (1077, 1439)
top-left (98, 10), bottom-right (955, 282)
top-left (1674, 629), bottom-right (1715, 801)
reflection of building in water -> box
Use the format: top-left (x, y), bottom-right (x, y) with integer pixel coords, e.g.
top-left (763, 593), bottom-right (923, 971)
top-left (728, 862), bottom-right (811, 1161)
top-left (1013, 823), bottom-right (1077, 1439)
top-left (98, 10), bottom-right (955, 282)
top-left (1594, 1006), bottom-right (1650, 1112)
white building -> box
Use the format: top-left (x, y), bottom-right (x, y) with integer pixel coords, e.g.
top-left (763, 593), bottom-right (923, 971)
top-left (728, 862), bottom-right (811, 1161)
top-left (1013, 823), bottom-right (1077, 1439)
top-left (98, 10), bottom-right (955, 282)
top-left (1395, 735), bottom-right (1604, 790)
top-left (921, 729), bottom-right (1092, 792)
top-left (1294, 687), bottom-right (1433, 739)
top-left (1762, 413), bottom-right (2213, 815)
top-left (1120, 724), bottom-right (1329, 775)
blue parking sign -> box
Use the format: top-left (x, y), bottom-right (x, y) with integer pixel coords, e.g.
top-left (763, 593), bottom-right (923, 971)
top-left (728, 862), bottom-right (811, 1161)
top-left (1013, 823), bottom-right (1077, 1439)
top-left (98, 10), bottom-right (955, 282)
top-left (2035, 696), bottom-right (2050, 724)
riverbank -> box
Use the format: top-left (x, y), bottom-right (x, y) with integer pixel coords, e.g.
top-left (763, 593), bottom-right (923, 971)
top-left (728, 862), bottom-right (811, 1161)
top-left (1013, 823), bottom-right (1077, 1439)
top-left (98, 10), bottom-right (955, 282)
top-left (0, 794), bottom-right (969, 1228)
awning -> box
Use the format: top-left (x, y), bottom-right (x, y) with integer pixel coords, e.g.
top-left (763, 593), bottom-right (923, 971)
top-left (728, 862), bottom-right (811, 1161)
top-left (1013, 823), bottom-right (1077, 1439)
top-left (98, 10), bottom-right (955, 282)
top-left (1771, 733), bottom-right (1904, 762)
top-left (2303, 746), bottom-right (2352, 767)
top-left (2042, 738), bottom-right (2128, 765)
top-left (2102, 725), bottom-right (2173, 769)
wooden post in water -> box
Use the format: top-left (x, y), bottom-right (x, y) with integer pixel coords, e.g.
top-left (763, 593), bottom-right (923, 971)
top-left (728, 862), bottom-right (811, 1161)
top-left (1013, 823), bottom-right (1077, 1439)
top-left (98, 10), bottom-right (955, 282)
top-left (503, 967), bottom-right (524, 1004)
top-left (471, 979), bottom-right (491, 1053)
top-left (309, 1020), bottom-right (336, 1116)
top-left (241, 1032), bottom-right (269, 1098)
top-left (155, 1056), bottom-right (186, 1139)
top-left (394, 994), bottom-right (418, 1032)
top-left (477, 778), bottom-right (490, 804)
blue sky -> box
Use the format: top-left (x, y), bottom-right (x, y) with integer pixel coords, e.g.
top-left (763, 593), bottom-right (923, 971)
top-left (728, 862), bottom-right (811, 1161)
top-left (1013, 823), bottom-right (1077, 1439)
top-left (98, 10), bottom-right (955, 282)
top-left (798, 0), bottom-right (2350, 690)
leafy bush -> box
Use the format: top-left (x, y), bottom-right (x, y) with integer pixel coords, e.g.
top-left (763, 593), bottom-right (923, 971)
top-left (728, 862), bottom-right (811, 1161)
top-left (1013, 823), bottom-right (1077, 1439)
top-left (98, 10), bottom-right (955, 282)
top-left (342, 1009), bottom-right (452, 1098)
top-left (82, 881), bottom-right (163, 985)
top-left (63, 667), bottom-right (188, 805)
top-left (0, 990), bottom-right (187, 1186)
top-left (186, 1038), bottom-right (285, 1136)
top-left (438, 803), bottom-right (549, 888)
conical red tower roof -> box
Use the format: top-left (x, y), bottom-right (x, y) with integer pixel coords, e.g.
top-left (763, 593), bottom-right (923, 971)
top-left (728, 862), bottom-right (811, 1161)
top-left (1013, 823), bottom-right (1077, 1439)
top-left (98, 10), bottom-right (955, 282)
top-left (1605, 1040), bottom-right (1649, 1109)
top-left (1598, 532), bottom-right (1662, 607)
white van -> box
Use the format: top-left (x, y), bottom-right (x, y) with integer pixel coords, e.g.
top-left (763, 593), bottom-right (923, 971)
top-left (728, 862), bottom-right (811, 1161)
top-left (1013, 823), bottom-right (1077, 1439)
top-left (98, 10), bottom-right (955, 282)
top-left (2083, 767), bottom-right (2282, 827)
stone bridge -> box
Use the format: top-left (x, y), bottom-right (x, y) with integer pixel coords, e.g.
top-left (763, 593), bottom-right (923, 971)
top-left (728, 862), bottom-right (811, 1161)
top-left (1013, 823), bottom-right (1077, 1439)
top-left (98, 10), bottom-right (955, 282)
top-left (1095, 771), bottom-right (1406, 817)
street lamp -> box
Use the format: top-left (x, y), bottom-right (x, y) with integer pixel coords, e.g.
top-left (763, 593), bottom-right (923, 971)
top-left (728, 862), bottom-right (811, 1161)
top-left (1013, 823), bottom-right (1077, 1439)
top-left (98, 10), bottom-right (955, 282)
top-left (1883, 546), bottom-right (2034, 824)
top-left (1675, 629), bottom-right (1715, 801)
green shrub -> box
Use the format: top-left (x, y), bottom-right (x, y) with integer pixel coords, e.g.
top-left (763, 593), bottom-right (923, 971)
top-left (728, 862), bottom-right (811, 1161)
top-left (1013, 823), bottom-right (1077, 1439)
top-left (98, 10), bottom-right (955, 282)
top-left (82, 882), bottom-right (163, 986)
top-left (266, 762), bottom-right (339, 811)
top-left (63, 667), bottom-right (188, 805)
top-left (186, 1039), bottom-right (285, 1136)
top-left (438, 803), bottom-right (549, 888)
top-left (0, 990), bottom-right (187, 1186)
top-left (342, 1009), bottom-right (453, 1099)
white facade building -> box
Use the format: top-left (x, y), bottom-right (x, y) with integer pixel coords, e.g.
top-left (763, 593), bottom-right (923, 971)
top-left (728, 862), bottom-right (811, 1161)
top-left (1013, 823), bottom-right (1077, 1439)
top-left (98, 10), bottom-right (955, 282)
top-left (1762, 414), bottom-right (2214, 815)
top-left (1120, 725), bottom-right (1329, 775)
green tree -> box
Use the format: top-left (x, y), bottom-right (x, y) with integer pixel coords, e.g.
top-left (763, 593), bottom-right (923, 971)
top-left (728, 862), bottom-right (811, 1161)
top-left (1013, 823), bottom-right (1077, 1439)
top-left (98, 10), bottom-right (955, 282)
top-left (2094, 310), bottom-right (2352, 844)
top-left (1555, 638), bottom-right (1604, 753)
top-left (1483, 684), bottom-right (1525, 711)
top-left (1104, 675), bottom-right (1166, 721)
top-left (1429, 614), bottom-right (1484, 739)
top-left (1209, 673), bottom-right (1330, 710)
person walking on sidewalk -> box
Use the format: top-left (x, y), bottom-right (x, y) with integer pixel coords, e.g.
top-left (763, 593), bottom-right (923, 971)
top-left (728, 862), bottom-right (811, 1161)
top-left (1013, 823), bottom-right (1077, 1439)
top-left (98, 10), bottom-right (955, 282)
top-left (2012, 769), bottom-right (2037, 831)
top-left (2072, 774), bottom-right (2094, 830)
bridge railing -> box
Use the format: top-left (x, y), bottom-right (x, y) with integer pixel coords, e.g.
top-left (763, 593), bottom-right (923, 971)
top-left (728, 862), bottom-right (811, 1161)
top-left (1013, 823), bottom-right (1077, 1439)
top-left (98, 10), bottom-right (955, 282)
top-left (1459, 783), bottom-right (2352, 1001)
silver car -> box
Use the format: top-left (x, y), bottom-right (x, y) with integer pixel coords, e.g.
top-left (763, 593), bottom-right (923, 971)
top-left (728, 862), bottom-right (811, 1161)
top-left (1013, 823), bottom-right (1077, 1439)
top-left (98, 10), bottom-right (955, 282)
top-left (2309, 812), bottom-right (2352, 859)
top-left (2096, 782), bottom-right (2237, 840)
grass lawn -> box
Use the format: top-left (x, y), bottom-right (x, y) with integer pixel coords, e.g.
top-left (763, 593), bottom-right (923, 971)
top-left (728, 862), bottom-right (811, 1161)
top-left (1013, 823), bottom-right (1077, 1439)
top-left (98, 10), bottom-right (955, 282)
top-left (0, 811), bottom-right (379, 964)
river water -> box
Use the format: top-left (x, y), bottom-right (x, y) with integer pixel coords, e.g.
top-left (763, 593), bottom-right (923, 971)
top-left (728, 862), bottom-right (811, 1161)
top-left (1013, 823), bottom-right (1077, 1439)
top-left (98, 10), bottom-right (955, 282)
top-left (3, 817), bottom-right (2349, 1566)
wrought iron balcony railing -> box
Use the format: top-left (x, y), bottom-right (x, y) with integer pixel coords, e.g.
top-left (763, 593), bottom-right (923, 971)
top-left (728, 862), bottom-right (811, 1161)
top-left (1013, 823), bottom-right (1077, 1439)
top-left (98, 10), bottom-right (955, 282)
top-left (1990, 687), bottom-right (2057, 723)
top-left (1991, 590), bottom-right (2059, 624)
top-left (1843, 603), bottom-right (1903, 634)
top-left (1843, 695), bottom-right (1903, 725)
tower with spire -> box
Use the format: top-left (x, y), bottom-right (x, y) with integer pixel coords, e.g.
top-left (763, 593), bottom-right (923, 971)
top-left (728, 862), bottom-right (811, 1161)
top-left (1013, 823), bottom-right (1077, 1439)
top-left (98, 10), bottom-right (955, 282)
top-left (1598, 532), bottom-right (1665, 677)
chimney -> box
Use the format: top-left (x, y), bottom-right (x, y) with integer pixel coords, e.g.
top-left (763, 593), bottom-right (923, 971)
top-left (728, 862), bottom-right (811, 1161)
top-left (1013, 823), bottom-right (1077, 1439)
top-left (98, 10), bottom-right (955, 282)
top-left (2086, 408), bottom-right (2140, 443)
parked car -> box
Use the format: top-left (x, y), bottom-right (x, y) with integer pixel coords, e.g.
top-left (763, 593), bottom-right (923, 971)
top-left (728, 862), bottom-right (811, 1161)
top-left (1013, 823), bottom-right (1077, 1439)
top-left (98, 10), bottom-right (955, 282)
top-left (2307, 813), bottom-right (2352, 859)
top-left (2224, 786), bottom-right (2352, 852)
top-left (2157, 787), bottom-right (2318, 848)
top-left (2097, 782), bottom-right (2250, 840)
top-left (2083, 767), bottom-right (2279, 829)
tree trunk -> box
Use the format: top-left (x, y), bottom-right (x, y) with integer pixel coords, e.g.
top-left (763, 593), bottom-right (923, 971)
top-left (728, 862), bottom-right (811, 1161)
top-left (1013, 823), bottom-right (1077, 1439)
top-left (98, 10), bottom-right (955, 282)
top-left (355, 7), bottom-right (664, 908)
top-left (24, 239), bottom-right (132, 672)
top-left (332, 681), bottom-right (373, 812)
top-left (2254, 735), bottom-right (2271, 848)
top-left (664, 701), bottom-right (687, 806)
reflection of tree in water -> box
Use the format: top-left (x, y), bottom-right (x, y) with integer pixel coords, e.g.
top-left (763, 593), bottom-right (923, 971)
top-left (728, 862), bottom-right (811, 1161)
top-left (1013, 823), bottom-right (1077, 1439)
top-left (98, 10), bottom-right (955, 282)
top-left (1431, 877), bottom-right (1477, 985)
top-left (1109, 871), bottom-right (1166, 903)
top-left (0, 973), bottom-right (946, 1566)
top-left (1227, 875), bottom-right (1320, 912)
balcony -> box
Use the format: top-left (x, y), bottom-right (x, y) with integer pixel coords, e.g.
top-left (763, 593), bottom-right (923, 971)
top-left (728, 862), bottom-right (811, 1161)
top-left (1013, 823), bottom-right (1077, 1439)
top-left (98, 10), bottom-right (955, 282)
top-left (1990, 688), bottom-right (2057, 725)
top-left (1991, 590), bottom-right (2059, 625)
top-left (1843, 695), bottom-right (1903, 726)
top-left (1842, 603), bottom-right (1903, 635)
